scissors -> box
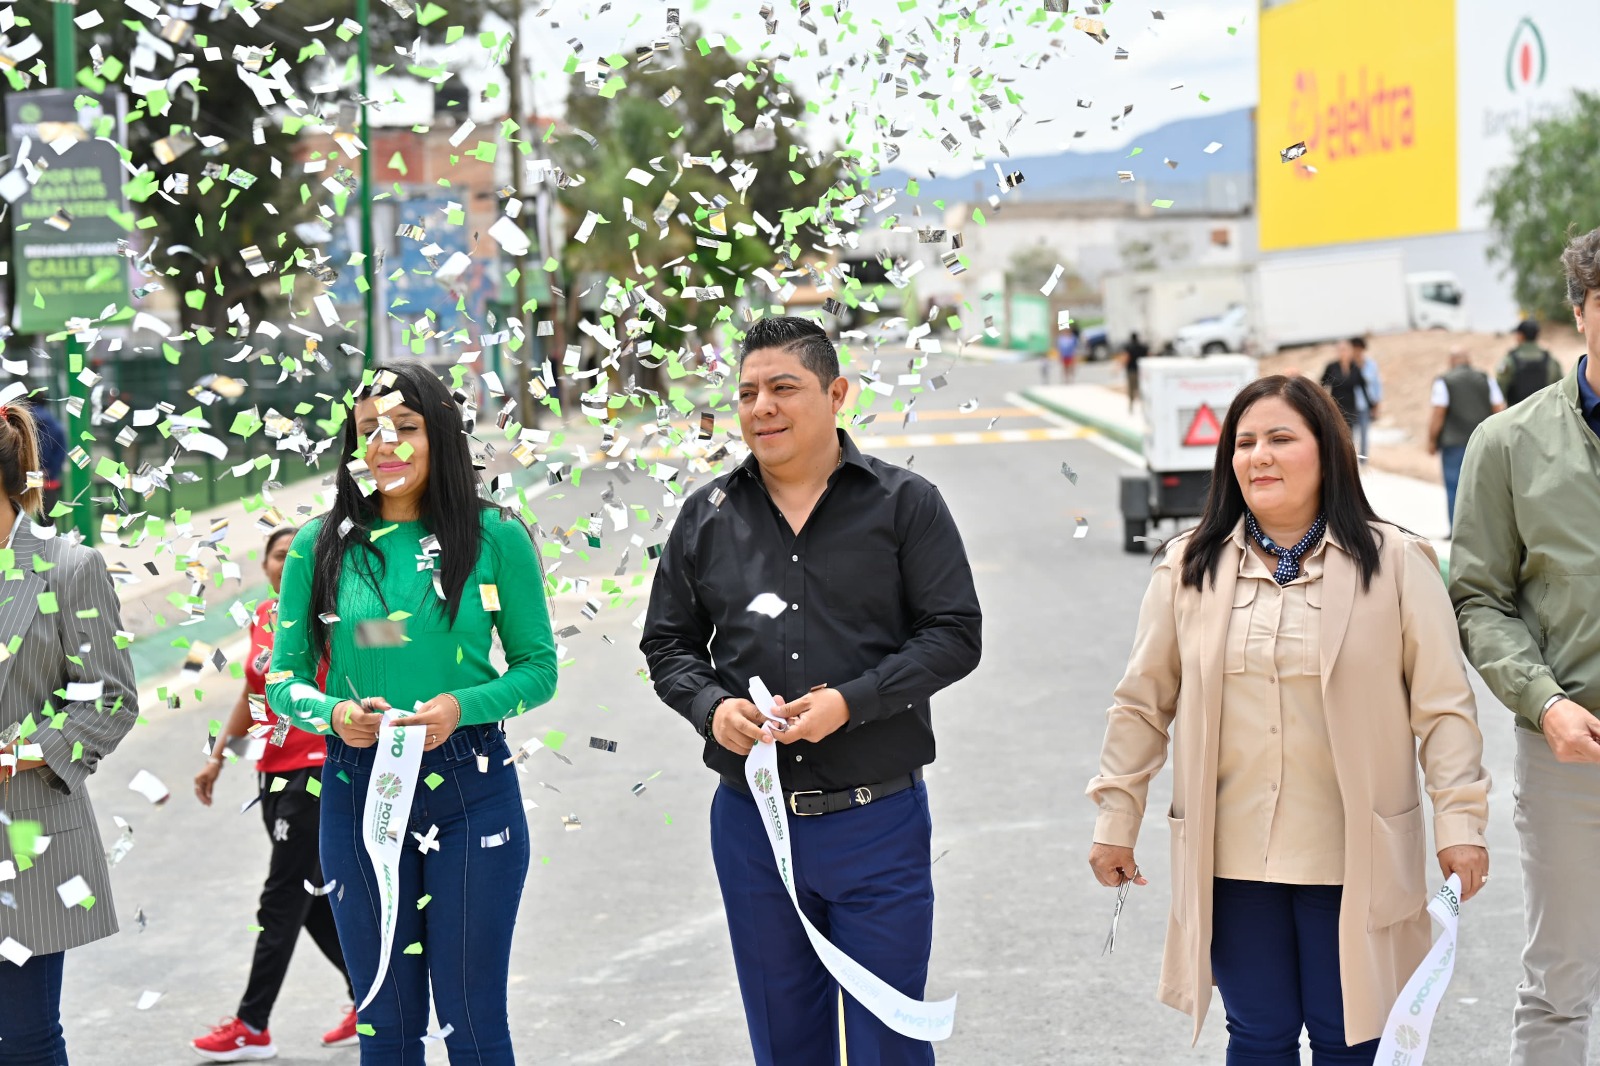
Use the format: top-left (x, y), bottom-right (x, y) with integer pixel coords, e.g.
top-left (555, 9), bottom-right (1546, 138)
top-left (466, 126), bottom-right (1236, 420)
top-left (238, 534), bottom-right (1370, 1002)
top-left (1102, 867), bottom-right (1140, 956)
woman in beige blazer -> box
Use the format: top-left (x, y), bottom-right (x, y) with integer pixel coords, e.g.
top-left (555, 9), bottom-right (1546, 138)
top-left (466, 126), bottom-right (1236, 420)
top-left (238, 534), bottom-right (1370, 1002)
top-left (1086, 375), bottom-right (1490, 1064)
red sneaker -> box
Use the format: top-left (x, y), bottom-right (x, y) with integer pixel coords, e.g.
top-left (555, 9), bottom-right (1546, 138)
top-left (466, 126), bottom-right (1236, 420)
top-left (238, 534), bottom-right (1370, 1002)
top-left (191, 1017), bottom-right (277, 1061)
top-left (322, 1006), bottom-right (360, 1047)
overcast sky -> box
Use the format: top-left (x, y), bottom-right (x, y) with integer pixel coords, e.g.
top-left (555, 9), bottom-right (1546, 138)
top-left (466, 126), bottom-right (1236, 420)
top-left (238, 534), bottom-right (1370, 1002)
top-left (367, 0), bottom-right (1260, 174)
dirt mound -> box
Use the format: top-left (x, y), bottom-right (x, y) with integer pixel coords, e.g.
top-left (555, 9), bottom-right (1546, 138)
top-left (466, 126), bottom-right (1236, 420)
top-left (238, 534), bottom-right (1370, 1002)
top-left (1258, 325), bottom-right (1588, 483)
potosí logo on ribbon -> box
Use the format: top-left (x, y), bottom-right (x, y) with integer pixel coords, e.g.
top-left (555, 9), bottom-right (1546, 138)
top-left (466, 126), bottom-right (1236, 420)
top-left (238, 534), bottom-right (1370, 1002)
top-left (1373, 875), bottom-right (1464, 1066)
top-left (357, 716), bottom-right (425, 1011)
top-left (742, 676), bottom-right (957, 1042)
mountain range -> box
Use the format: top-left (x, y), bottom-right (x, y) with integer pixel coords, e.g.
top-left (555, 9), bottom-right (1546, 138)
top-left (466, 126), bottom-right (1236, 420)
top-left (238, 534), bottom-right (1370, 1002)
top-left (868, 107), bottom-right (1255, 208)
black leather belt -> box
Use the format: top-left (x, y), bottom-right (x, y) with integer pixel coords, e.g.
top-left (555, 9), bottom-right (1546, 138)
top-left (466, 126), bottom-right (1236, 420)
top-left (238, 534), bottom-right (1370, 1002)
top-left (724, 768), bottom-right (924, 816)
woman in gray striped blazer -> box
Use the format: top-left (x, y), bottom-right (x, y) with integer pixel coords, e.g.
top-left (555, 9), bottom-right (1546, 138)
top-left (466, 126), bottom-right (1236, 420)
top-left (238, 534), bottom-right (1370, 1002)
top-left (0, 399), bottom-right (139, 1061)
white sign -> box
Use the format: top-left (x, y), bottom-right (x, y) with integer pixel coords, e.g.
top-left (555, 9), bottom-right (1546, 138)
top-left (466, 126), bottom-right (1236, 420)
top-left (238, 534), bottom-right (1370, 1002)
top-left (1456, 1), bottom-right (1600, 229)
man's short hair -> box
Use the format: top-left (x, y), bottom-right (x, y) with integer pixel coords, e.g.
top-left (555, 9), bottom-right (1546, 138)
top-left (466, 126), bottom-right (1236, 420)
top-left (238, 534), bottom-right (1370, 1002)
top-left (1516, 318), bottom-right (1541, 341)
top-left (1348, 336), bottom-right (1367, 351)
top-left (739, 315), bottom-right (840, 387)
top-left (1562, 225), bottom-right (1600, 310)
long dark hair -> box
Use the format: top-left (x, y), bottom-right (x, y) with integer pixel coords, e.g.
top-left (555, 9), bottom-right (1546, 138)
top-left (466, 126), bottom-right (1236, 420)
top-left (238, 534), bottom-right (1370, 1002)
top-left (1178, 375), bottom-right (1384, 591)
top-left (308, 361), bottom-right (495, 654)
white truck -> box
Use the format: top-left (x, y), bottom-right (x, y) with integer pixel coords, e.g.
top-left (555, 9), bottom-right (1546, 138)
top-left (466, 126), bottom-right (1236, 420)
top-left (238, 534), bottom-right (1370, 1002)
top-left (1171, 249), bottom-right (1467, 355)
top-left (1099, 266), bottom-right (1251, 358)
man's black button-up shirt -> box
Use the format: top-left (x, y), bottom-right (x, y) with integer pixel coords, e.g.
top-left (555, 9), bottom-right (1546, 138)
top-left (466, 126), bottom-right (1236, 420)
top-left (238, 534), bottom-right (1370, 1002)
top-left (641, 430), bottom-right (983, 791)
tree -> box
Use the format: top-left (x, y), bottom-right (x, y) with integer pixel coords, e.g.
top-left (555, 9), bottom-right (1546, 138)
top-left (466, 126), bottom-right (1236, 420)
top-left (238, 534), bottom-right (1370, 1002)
top-left (550, 29), bottom-right (845, 350)
top-left (1483, 89), bottom-right (1600, 323)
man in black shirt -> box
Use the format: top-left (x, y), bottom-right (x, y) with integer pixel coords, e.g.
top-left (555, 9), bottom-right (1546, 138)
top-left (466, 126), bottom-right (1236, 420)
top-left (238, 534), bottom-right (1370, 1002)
top-left (641, 315), bottom-right (982, 1065)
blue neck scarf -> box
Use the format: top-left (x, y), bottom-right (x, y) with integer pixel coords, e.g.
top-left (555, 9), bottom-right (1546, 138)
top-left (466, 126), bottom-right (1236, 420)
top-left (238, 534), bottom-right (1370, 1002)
top-left (1244, 511), bottom-right (1327, 586)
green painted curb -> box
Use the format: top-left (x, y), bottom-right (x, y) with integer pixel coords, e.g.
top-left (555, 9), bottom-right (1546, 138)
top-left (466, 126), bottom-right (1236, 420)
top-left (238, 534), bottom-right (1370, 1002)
top-left (1020, 389), bottom-right (1145, 453)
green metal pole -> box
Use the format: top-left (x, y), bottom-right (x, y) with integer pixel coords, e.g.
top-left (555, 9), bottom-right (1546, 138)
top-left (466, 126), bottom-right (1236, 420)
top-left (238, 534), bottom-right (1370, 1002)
top-left (53, 4), bottom-right (94, 540)
top-left (356, 0), bottom-right (376, 371)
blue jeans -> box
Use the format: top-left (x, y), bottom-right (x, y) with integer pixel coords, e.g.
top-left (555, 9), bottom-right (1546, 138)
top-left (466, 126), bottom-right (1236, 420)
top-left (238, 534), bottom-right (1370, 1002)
top-left (1211, 879), bottom-right (1378, 1065)
top-left (711, 780), bottom-right (936, 1066)
top-left (321, 725), bottom-right (530, 1065)
top-left (1441, 444), bottom-right (1467, 532)
top-left (1355, 409), bottom-right (1371, 459)
top-left (0, 950), bottom-right (67, 1064)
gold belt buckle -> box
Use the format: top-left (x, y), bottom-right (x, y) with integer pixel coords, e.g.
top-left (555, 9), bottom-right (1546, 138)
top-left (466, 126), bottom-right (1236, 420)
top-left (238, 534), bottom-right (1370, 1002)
top-left (789, 790), bottom-right (824, 816)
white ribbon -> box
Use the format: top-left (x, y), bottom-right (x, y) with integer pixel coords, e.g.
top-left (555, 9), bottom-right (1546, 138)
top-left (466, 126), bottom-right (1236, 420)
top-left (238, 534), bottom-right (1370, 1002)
top-left (742, 677), bottom-right (957, 1042)
top-left (356, 715), bottom-right (426, 1011)
top-left (1373, 875), bottom-right (1463, 1065)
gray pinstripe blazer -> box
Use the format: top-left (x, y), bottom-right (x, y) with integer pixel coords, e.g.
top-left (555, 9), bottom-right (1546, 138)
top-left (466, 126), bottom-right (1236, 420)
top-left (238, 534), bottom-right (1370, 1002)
top-left (0, 511), bottom-right (139, 957)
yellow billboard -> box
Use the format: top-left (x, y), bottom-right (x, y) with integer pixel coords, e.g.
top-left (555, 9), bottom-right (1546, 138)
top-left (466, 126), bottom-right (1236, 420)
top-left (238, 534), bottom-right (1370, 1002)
top-left (1257, 0), bottom-right (1458, 251)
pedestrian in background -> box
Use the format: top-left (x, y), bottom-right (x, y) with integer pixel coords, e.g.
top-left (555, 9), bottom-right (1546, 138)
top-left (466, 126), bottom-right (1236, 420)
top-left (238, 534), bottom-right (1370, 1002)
top-left (1497, 319), bottom-right (1562, 407)
top-left (190, 526), bottom-right (357, 1060)
top-left (268, 362), bottom-right (558, 1065)
top-left (1055, 324), bottom-right (1080, 383)
top-left (0, 401), bottom-right (139, 1061)
top-left (1451, 224), bottom-right (1600, 1066)
top-left (642, 316), bottom-right (982, 1066)
top-left (1087, 374), bottom-right (1489, 1064)
top-left (30, 398), bottom-right (66, 521)
top-left (1350, 337), bottom-right (1382, 459)
top-left (1426, 347), bottom-right (1504, 537)
top-left (1324, 337), bottom-right (1376, 454)
top-left (1121, 331), bottom-right (1149, 413)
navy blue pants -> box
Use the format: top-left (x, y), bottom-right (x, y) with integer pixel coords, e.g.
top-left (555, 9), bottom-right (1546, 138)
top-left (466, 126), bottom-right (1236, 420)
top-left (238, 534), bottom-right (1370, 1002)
top-left (711, 780), bottom-right (936, 1066)
top-left (321, 726), bottom-right (529, 1065)
top-left (0, 950), bottom-right (66, 1064)
top-left (1210, 879), bottom-right (1379, 1066)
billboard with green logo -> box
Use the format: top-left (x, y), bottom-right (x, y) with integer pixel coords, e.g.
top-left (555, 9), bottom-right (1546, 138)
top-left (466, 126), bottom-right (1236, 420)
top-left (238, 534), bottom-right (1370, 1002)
top-left (7, 89), bottom-right (129, 334)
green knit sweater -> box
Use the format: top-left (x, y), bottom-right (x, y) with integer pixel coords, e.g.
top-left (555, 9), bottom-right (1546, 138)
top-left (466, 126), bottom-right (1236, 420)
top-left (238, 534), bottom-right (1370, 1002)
top-left (268, 508), bottom-right (557, 732)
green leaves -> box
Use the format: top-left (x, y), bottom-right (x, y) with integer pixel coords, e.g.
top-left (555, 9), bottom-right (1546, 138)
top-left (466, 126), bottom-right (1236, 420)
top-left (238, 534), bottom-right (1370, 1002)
top-left (1482, 89), bottom-right (1600, 323)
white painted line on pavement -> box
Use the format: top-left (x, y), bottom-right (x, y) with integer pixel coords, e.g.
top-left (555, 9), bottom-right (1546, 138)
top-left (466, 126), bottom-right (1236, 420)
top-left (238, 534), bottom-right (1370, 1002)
top-left (1006, 391), bottom-right (1145, 468)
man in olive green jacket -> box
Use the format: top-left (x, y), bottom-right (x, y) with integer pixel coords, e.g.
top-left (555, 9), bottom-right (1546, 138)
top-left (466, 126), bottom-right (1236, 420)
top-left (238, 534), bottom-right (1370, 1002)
top-left (1450, 224), bottom-right (1600, 1066)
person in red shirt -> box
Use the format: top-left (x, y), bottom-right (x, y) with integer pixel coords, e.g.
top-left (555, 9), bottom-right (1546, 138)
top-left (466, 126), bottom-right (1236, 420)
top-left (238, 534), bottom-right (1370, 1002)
top-left (189, 527), bottom-right (357, 1060)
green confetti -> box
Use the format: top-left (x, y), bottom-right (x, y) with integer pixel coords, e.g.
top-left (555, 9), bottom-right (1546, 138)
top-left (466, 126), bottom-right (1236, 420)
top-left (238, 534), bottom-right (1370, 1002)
top-left (36, 591), bottom-right (58, 615)
top-left (416, 894), bottom-right (432, 909)
top-left (402, 941), bottom-right (423, 954)
top-left (305, 775), bottom-right (322, 798)
top-left (1152, 199), bottom-right (1175, 209)
top-left (425, 772), bottom-right (445, 790)
top-left (543, 730), bottom-right (567, 751)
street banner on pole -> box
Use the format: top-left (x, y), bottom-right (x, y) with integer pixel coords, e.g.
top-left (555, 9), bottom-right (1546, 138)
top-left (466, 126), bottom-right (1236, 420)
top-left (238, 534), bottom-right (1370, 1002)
top-left (6, 89), bottom-right (128, 334)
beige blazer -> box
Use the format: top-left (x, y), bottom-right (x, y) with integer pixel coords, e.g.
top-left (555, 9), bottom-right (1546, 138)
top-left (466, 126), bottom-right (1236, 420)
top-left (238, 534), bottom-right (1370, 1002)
top-left (1087, 520), bottom-right (1489, 1045)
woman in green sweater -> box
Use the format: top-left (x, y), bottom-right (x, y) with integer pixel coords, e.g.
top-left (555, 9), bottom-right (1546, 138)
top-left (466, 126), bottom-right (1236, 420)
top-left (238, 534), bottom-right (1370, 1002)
top-left (268, 361), bottom-right (556, 1064)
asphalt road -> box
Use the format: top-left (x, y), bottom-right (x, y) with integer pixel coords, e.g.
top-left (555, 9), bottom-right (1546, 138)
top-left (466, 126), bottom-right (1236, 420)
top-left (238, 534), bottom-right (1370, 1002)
top-left (57, 355), bottom-right (1537, 1064)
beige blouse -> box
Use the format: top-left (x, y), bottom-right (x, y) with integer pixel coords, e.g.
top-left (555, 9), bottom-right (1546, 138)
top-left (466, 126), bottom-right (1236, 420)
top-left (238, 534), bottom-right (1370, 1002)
top-left (1214, 526), bottom-right (1344, 884)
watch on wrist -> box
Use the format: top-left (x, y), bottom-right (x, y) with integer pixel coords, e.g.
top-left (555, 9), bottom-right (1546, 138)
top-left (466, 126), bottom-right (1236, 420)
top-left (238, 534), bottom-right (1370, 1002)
top-left (1539, 693), bottom-right (1568, 727)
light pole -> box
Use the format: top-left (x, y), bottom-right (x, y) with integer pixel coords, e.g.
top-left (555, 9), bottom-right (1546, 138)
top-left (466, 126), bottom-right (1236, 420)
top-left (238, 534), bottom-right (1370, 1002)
top-left (53, 4), bottom-right (94, 540)
top-left (356, 0), bottom-right (376, 369)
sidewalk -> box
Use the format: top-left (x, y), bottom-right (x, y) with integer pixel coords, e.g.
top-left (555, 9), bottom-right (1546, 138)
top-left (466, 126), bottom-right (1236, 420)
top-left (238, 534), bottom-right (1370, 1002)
top-left (1021, 383), bottom-right (1454, 564)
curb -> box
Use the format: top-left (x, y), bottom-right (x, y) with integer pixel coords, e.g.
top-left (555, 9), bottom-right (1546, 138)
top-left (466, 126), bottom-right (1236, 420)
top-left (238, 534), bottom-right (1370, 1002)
top-left (1019, 389), bottom-right (1145, 453)
top-left (1018, 389), bottom-right (1457, 583)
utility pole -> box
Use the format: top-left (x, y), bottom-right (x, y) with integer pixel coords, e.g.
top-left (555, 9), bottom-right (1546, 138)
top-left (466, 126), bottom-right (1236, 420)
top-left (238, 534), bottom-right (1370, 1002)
top-left (356, 0), bottom-right (377, 369)
top-left (504, 0), bottom-right (533, 416)
top-left (53, 4), bottom-right (94, 541)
